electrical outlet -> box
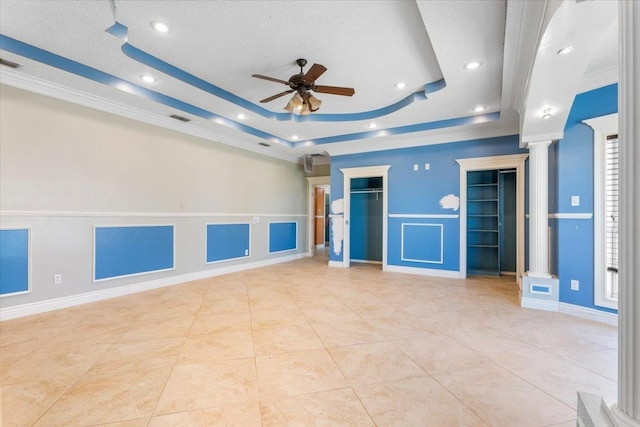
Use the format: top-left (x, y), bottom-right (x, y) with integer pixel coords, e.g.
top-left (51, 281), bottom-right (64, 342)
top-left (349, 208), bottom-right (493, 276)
top-left (413, 164), bottom-right (418, 171)
top-left (244, 249), bottom-right (249, 256)
top-left (424, 163), bottom-right (430, 170)
top-left (571, 195), bottom-right (580, 206)
top-left (571, 279), bottom-right (579, 291)
top-left (54, 274), bottom-right (62, 285)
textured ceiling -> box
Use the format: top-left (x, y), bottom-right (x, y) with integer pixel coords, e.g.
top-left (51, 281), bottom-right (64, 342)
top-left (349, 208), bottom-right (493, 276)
top-left (0, 0), bottom-right (619, 162)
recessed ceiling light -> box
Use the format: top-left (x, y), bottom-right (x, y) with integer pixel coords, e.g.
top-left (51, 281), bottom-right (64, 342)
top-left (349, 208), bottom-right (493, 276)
top-left (557, 46), bottom-right (574, 55)
top-left (464, 61), bottom-right (481, 70)
top-left (473, 105), bottom-right (486, 112)
top-left (151, 21), bottom-right (169, 33)
top-left (139, 74), bottom-right (156, 83)
top-left (368, 123), bottom-right (378, 129)
top-left (291, 135), bottom-right (299, 140)
top-left (394, 82), bottom-right (406, 89)
top-left (236, 113), bottom-right (247, 120)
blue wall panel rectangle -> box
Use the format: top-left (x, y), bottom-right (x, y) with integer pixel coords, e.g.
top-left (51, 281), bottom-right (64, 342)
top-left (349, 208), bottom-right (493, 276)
top-left (94, 225), bottom-right (174, 281)
top-left (401, 223), bottom-right (443, 264)
top-left (207, 223), bottom-right (250, 263)
top-left (0, 229), bottom-right (30, 295)
top-left (269, 222), bottom-right (297, 253)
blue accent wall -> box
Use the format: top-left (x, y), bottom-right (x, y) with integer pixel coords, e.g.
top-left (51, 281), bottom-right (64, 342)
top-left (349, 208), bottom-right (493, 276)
top-left (0, 229), bottom-right (29, 295)
top-left (330, 134), bottom-right (525, 271)
top-left (269, 222), bottom-right (297, 253)
top-left (206, 223), bottom-right (250, 263)
top-left (94, 225), bottom-right (174, 281)
top-left (551, 83), bottom-right (618, 313)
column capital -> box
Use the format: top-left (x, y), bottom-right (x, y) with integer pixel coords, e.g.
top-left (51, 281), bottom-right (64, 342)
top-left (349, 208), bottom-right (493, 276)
top-left (526, 140), bottom-right (553, 149)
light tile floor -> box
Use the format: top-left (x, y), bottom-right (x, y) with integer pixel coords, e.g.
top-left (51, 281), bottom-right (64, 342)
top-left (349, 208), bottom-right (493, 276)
top-left (0, 254), bottom-right (618, 426)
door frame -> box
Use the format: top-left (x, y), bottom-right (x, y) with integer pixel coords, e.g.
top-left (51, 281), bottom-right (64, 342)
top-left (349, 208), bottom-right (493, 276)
top-left (456, 154), bottom-right (528, 282)
top-left (340, 165), bottom-right (391, 269)
top-left (306, 176), bottom-right (330, 257)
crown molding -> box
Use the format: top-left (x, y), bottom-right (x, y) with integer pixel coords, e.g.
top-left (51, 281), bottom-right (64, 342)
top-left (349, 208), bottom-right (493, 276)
top-left (579, 65), bottom-right (618, 94)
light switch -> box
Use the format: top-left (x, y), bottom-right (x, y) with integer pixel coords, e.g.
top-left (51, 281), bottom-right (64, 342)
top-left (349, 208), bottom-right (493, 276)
top-left (571, 196), bottom-right (580, 206)
top-left (424, 163), bottom-right (430, 170)
top-left (413, 164), bottom-right (418, 171)
top-left (571, 279), bottom-right (579, 291)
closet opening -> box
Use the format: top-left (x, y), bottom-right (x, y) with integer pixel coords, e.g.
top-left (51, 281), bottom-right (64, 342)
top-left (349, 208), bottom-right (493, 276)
top-left (466, 169), bottom-right (517, 277)
top-left (349, 177), bottom-right (383, 266)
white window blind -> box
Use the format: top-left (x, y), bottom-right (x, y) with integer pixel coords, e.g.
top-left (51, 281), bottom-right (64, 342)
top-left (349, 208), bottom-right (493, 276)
top-left (605, 135), bottom-right (618, 300)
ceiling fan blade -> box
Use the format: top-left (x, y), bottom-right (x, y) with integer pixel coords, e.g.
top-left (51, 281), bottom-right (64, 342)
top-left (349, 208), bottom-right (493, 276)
top-left (252, 74), bottom-right (291, 85)
top-left (314, 85), bottom-right (355, 96)
top-left (303, 63), bottom-right (327, 83)
top-left (259, 90), bottom-right (294, 103)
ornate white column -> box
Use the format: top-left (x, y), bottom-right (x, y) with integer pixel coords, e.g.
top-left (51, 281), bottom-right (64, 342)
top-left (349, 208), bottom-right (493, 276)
top-left (520, 140), bottom-right (558, 311)
top-left (527, 140), bottom-right (552, 278)
top-left (578, 2), bottom-right (640, 425)
top-left (613, 0), bottom-right (640, 423)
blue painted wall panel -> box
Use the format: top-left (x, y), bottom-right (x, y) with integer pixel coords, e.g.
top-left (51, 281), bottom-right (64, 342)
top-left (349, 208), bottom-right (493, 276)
top-left (207, 223), bottom-right (250, 263)
top-left (269, 222), bottom-right (297, 253)
top-left (401, 224), bottom-right (443, 263)
top-left (0, 229), bottom-right (29, 295)
top-left (95, 225), bottom-right (174, 281)
top-left (388, 218), bottom-right (459, 270)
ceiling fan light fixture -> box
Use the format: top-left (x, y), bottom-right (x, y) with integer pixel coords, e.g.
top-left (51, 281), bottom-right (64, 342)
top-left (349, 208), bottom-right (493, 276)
top-left (308, 94), bottom-right (322, 111)
top-left (300, 103), bottom-right (312, 116)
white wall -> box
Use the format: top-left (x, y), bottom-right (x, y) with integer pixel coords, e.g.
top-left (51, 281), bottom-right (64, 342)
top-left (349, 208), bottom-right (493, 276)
top-left (0, 85), bottom-right (307, 312)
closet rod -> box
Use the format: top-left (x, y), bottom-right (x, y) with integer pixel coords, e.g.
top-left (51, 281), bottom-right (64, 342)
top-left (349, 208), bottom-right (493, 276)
top-left (350, 188), bottom-right (383, 194)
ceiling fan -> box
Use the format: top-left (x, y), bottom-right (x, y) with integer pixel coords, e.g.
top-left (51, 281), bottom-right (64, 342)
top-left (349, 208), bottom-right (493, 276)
top-left (252, 58), bottom-right (355, 115)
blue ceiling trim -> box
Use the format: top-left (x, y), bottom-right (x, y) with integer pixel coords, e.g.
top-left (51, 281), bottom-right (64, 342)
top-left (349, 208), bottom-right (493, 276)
top-left (0, 34), bottom-right (291, 147)
top-left (1, 30), bottom-right (499, 149)
top-left (105, 23), bottom-right (128, 41)
top-left (292, 112), bottom-right (501, 147)
top-left (114, 21), bottom-right (446, 123)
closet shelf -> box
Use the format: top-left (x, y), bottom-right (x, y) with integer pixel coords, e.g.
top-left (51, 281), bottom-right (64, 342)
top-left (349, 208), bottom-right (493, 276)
top-left (468, 199), bottom-right (499, 202)
top-left (468, 244), bottom-right (499, 248)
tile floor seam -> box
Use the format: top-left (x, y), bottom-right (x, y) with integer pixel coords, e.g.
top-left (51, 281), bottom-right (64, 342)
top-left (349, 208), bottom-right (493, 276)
top-left (244, 282), bottom-right (266, 427)
top-left (147, 299), bottom-right (201, 420)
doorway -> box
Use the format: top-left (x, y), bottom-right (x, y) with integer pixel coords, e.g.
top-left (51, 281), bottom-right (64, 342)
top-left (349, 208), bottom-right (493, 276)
top-left (340, 165), bottom-right (390, 269)
top-left (456, 154), bottom-right (528, 283)
top-left (350, 177), bottom-right (383, 264)
top-left (306, 176), bottom-right (330, 258)
top-left (465, 169), bottom-right (516, 276)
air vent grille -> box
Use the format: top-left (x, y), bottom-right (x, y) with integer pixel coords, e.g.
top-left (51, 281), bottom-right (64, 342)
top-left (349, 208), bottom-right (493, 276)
top-left (169, 114), bottom-right (190, 122)
top-left (0, 58), bottom-right (20, 69)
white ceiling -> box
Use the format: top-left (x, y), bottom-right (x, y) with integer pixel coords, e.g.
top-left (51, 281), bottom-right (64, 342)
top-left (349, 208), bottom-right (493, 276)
top-left (0, 0), bottom-right (619, 162)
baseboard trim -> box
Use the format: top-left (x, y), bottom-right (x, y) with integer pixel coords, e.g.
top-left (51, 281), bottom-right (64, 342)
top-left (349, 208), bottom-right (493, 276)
top-left (0, 253), bottom-right (306, 321)
top-left (521, 299), bottom-right (619, 326)
top-left (328, 260), bottom-right (345, 268)
top-left (385, 264), bottom-right (463, 279)
top-left (558, 302), bottom-right (618, 326)
top-left (520, 297), bottom-right (559, 312)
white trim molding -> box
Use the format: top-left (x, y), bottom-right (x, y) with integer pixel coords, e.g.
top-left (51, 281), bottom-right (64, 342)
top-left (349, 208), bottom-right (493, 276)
top-left (456, 153), bottom-right (528, 281)
top-left (400, 223), bottom-right (444, 264)
top-left (558, 303), bottom-right (617, 327)
top-left (389, 213), bottom-right (459, 219)
top-left (385, 264), bottom-right (463, 279)
top-left (0, 210), bottom-right (307, 218)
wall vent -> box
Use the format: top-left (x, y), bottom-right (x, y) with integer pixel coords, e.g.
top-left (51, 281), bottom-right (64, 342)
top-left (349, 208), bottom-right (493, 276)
top-left (169, 114), bottom-right (190, 122)
top-left (258, 142), bottom-right (271, 147)
top-left (0, 58), bottom-right (20, 69)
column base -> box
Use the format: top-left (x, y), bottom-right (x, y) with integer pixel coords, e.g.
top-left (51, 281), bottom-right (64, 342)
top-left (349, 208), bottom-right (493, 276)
top-left (520, 273), bottom-right (559, 311)
top-left (577, 392), bottom-right (640, 427)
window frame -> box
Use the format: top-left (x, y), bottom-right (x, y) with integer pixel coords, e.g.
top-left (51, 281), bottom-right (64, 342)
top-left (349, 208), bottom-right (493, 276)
top-left (584, 113), bottom-right (619, 310)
